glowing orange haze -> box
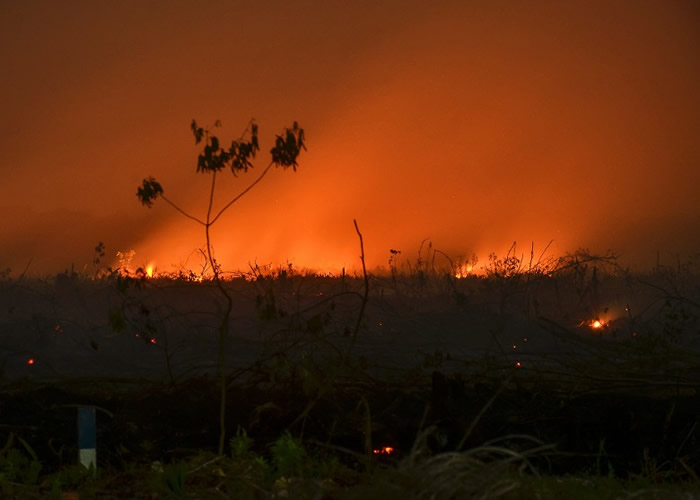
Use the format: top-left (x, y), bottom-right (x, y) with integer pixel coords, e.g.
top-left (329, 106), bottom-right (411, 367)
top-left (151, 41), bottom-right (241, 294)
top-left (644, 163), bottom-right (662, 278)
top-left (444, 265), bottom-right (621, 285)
top-left (0, 2), bottom-right (699, 276)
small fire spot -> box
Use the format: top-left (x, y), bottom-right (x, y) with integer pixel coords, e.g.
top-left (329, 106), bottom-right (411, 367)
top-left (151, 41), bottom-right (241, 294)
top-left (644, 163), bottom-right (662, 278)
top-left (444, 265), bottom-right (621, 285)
top-left (150, 338), bottom-right (157, 344)
top-left (584, 317), bottom-right (609, 331)
top-left (372, 446), bottom-right (395, 456)
top-left (27, 358), bottom-right (35, 365)
top-left (512, 344), bottom-right (517, 350)
top-left (515, 361), bottom-right (522, 368)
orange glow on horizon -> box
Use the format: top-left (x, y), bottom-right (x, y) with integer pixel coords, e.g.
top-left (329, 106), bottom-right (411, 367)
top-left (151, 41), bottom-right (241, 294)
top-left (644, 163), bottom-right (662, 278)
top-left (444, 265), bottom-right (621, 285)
top-left (1, 3), bottom-right (698, 276)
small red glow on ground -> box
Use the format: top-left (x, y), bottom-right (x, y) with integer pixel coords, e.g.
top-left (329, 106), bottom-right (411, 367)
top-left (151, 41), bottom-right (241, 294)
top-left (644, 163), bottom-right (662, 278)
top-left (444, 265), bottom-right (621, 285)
top-left (27, 358), bottom-right (35, 365)
top-left (150, 338), bottom-right (157, 344)
top-left (515, 361), bottom-right (522, 367)
top-left (373, 446), bottom-right (395, 455)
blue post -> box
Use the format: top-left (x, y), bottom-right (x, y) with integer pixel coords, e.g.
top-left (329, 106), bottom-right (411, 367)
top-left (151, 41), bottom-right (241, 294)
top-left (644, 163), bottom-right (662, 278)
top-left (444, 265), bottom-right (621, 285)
top-left (77, 407), bottom-right (96, 474)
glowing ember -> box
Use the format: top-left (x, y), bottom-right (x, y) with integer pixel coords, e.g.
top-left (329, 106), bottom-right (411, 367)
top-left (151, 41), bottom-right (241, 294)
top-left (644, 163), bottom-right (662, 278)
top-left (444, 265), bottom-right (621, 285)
top-left (515, 361), bottom-right (522, 368)
top-left (27, 358), bottom-right (35, 365)
top-left (150, 338), bottom-right (157, 344)
top-left (372, 446), bottom-right (395, 455)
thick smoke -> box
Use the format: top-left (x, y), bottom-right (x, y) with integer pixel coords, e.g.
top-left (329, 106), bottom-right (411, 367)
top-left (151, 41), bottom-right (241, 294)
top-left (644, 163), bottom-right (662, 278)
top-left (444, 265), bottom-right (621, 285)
top-left (1, 1), bottom-right (698, 276)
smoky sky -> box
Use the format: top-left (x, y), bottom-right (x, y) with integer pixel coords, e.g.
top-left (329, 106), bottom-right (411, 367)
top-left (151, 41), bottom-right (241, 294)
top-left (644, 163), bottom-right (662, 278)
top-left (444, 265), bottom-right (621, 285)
top-left (1, 1), bottom-right (699, 276)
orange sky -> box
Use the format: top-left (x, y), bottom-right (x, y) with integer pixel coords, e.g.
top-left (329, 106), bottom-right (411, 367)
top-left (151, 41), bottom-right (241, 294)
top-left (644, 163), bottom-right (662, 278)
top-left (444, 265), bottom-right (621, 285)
top-left (1, 1), bottom-right (699, 276)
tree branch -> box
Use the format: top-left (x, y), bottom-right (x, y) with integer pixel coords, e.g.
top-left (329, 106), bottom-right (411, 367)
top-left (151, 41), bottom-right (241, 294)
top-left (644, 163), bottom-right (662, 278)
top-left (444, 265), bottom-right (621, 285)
top-left (210, 161), bottom-right (275, 225)
top-left (350, 219), bottom-right (369, 348)
top-left (206, 170), bottom-right (217, 225)
top-left (161, 195), bottom-right (206, 226)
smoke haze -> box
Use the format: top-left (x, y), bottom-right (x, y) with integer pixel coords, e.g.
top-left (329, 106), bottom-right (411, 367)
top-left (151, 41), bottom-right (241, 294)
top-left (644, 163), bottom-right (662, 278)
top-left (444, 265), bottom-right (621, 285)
top-left (1, 1), bottom-right (699, 275)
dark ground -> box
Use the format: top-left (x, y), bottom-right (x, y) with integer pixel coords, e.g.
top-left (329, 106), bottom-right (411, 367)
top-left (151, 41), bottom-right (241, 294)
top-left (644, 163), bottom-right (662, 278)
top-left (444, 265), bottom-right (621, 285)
top-left (2, 262), bottom-right (700, 479)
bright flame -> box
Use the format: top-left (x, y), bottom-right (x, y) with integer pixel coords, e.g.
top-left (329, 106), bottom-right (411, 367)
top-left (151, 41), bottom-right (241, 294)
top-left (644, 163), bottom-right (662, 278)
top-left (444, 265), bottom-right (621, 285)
top-left (372, 446), bottom-right (395, 455)
top-left (590, 319), bottom-right (604, 329)
top-left (145, 264), bottom-right (154, 278)
top-left (455, 264), bottom-right (473, 279)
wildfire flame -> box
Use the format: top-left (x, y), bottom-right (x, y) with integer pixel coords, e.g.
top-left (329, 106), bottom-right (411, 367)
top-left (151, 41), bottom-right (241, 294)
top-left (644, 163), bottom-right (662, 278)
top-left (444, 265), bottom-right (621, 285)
top-left (372, 446), bottom-right (395, 456)
top-left (590, 319), bottom-right (605, 329)
top-left (113, 250), bottom-right (159, 279)
top-left (455, 264), bottom-right (473, 279)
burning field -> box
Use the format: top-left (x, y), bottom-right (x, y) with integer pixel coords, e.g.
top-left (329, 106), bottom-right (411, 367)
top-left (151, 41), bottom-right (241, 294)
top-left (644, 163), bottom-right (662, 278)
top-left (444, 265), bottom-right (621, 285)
top-left (1, 250), bottom-right (699, 497)
top-left (2, 1), bottom-right (700, 496)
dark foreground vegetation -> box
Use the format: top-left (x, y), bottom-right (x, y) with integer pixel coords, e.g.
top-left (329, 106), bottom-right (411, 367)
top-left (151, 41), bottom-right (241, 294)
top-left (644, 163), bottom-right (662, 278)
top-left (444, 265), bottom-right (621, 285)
top-left (1, 248), bottom-right (700, 498)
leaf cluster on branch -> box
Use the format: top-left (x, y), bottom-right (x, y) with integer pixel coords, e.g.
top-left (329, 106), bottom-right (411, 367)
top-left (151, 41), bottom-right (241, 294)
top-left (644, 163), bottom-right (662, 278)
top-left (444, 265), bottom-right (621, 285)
top-left (136, 119), bottom-right (306, 209)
